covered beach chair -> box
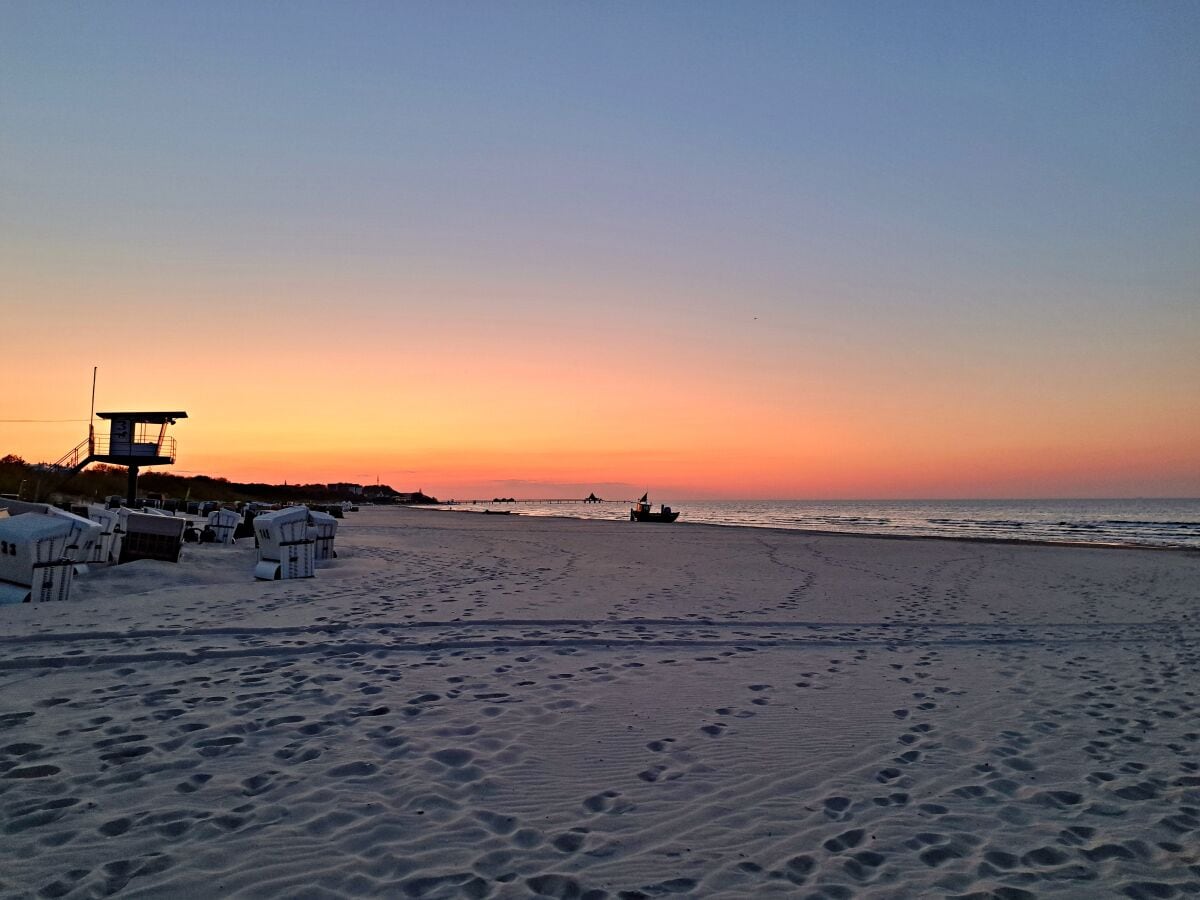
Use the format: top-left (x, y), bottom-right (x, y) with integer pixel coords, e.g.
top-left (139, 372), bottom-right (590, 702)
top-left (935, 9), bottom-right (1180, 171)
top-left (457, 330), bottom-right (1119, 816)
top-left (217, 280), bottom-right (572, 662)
top-left (0, 498), bottom-right (51, 517)
top-left (0, 500), bottom-right (101, 574)
top-left (253, 506), bottom-right (315, 580)
top-left (0, 513), bottom-right (75, 603)
top-left (118, 510), bottom-right (186, 563)
top-left (45, 507), bottom-right (103, 575)
top-left (86, 505), bottom-right (122, 564)
top-left (308, 509), bottom-right (338, 562)
top-left (205, 508), bottom-right (240, 545)
top-left (234, 505), bottom-right (264, 542)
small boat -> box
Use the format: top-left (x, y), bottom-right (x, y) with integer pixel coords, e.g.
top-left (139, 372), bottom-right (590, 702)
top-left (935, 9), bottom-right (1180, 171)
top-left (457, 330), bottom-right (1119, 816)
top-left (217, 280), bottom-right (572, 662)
top-left (630, 493), bottom-right (679, 523)
top-left (483, 509), bottom-right (513, 515)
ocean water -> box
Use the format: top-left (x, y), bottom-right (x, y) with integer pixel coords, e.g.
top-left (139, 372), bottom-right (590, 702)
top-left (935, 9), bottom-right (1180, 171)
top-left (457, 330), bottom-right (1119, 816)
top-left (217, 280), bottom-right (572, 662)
top-left (448, 498), bottom-right (1200, 549)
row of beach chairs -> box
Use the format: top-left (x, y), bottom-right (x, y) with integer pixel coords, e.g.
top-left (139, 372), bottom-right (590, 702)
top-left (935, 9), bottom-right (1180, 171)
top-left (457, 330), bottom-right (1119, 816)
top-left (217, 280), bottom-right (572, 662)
top-left (0, 501), bottom-right (339, 603)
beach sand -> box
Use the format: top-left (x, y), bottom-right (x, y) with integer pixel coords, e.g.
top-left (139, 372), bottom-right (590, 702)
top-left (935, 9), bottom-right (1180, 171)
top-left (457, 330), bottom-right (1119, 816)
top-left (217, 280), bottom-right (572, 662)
top-left (1, 507), bottom-right (1198, 898)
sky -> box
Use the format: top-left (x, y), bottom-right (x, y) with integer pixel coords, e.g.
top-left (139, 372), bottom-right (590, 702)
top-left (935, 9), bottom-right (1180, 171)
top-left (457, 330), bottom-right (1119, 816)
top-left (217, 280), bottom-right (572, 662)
top-left (2, 1), bottom-right (1197, 500)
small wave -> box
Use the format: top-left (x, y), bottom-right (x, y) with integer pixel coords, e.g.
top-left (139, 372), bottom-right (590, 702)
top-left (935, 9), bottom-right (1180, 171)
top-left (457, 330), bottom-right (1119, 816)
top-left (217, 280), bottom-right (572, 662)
top-left (1097, 519), bottom-right (1200, 530)
top-left (927, 518), bottom-right (1026, 529)
top-left (795, 516), bottom-right (891, 526)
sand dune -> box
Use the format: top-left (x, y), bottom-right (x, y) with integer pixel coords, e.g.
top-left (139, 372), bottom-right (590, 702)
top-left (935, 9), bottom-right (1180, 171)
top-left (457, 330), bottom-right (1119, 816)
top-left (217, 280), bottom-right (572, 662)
top-left (2, 508), bottom-right (1198, 898)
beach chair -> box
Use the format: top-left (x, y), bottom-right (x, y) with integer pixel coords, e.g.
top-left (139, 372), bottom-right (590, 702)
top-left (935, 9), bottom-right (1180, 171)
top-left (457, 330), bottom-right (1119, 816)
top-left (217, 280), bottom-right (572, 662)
top-left (253, 506), bottom-right (315, 580)
top-left (308, 509), bottom-right (338, 562)
top-left (205, 508), bottom-right (240, 545)
top-left (118, 510), bottom-right (186, 564)
top-left (44, 507), bottom-right (103, 575)
top-left (86, 505), bottom-right (122, 564)
top-left (234, 507), bottom-right (259, 542)
top-left (0, 498), bottom-right (51, 517)
top-left (0, 501), bottom-right (103, 573)
top-left (0, 513), bottom-right (75, 603)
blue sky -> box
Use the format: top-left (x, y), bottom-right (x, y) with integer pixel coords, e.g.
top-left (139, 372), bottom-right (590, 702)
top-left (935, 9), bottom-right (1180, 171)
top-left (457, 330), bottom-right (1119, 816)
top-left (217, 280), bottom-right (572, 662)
top-left (6, 2), bottom-right (1196, 288)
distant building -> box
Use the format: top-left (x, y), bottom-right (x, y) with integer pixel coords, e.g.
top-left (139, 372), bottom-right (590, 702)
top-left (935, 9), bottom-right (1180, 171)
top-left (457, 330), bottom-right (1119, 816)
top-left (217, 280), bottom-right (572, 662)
top-left (362, 484), bottom-right (397, 500)
top-left (394, 491), bottom-right (438, 504)
top-left (361, 484), bottom-right (437, 504)
top-left (328, 482), bottom-right (364, 496)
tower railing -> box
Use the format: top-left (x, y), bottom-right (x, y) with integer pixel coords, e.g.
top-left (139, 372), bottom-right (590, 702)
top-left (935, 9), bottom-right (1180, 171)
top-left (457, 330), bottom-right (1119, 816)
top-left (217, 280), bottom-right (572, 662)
top-left (50, 435), bottom-right (177, 469)
top-left (51, 437), bottom-right (92, 470)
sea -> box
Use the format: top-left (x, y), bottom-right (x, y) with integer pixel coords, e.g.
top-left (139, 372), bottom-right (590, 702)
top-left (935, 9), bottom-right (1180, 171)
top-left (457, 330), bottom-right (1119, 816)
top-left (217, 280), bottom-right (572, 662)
top-left (446, 498), bottom-right (1200, 549)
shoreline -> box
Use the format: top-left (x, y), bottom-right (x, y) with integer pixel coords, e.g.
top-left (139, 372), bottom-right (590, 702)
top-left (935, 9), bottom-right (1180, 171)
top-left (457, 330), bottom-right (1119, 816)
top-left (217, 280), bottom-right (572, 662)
top-left (416, 503), bottom-right (1200, 553)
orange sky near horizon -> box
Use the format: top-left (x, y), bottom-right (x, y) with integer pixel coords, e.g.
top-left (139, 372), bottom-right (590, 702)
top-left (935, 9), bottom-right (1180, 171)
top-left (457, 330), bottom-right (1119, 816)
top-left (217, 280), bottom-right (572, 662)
top-left (2, 272), bottom-right (1196, 500)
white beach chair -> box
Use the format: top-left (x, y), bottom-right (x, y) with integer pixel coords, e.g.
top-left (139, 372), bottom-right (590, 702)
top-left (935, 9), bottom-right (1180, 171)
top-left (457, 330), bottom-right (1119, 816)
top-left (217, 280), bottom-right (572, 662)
top-left (86, 504), bottom-right (122, 564)
top-left (205, 508), bottom-right (240, 545)
top-left (308, 509), bottom-right (338, 562)
top-left (253, 506), bottom-right (315, 580)
top-left (45, 507), bottom-right (103, 575)
top-left (0, 513), bottom-right (75, 603)
top-left (0, 498), bottom-right (53, 517)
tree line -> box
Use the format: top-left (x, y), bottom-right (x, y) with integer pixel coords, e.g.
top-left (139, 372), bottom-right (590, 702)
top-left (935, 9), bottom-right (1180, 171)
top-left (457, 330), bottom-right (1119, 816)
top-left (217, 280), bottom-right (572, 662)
top-left (0, 454), bottom-right (384, 505)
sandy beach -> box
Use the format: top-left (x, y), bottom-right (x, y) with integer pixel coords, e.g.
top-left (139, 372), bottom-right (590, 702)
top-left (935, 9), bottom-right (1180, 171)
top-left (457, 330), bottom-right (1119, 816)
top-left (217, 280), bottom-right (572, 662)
top-left (2, 507), bottom-right (1199, 899)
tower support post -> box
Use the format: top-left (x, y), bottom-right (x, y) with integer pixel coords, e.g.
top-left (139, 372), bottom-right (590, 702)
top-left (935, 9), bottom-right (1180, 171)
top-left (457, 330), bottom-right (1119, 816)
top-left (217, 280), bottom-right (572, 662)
top-left (126, 465), bottom-right (140, 506)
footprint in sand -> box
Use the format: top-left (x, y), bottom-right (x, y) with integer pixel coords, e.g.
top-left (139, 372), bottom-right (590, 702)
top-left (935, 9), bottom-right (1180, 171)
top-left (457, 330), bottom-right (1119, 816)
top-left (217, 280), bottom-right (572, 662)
top-left (194, 735), bottom-right (243, 758)
top-left (175, 773), bottom-right (212, 794)
top-left (823, 828), bottom-right (865, 852)
top-left (475, 810), bottom-right (518, 835)
top-left (325, 761), bottom-right (378, 778)
top-left (431, 748), bottom-right (474, 767)
top-left (511, 827), bottom-right (542, 849)
top-left (843, 850), bottom-right (886, 881)
top-left (551, 828), bottom-right (589, 853)
top-left (3, 763), bottom-right (61, 779)
top-left (783, 855), bottom-right (815, 885)
top-left (823, 796), bottom-right (851, 814)
top-left (3, 742), bottom-right (44, 757)
top-left (524, 874), bottom-right (606, 900)
top-left (582, 790), bottom-right (620, 813)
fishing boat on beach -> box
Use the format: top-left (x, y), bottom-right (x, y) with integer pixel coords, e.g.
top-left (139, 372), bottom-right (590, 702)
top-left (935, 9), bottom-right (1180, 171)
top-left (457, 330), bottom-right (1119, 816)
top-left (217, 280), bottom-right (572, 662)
top-left (630, 493), bottom-right (679, 523)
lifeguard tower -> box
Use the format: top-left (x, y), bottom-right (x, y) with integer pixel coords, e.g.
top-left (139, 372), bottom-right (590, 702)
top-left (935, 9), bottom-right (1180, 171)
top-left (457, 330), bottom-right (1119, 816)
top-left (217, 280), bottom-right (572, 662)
top-left (52, 410), bottom-right (187, 505)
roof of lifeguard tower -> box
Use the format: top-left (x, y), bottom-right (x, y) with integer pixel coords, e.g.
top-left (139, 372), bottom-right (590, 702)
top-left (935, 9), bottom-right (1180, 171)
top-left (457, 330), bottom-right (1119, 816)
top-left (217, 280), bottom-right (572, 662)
top-left (96, 411), bottom-right (188, 423)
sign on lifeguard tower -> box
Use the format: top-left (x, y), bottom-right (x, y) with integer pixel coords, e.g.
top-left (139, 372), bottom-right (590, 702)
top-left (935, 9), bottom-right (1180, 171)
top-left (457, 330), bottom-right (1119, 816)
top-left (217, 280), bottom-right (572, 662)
top-left (110, 417), bottom-right (132, 453)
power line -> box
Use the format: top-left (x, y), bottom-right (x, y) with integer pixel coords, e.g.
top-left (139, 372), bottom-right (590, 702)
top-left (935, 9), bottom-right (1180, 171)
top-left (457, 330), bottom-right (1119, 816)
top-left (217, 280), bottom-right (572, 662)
top-left (0, 418), bottom-right (89, 423)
